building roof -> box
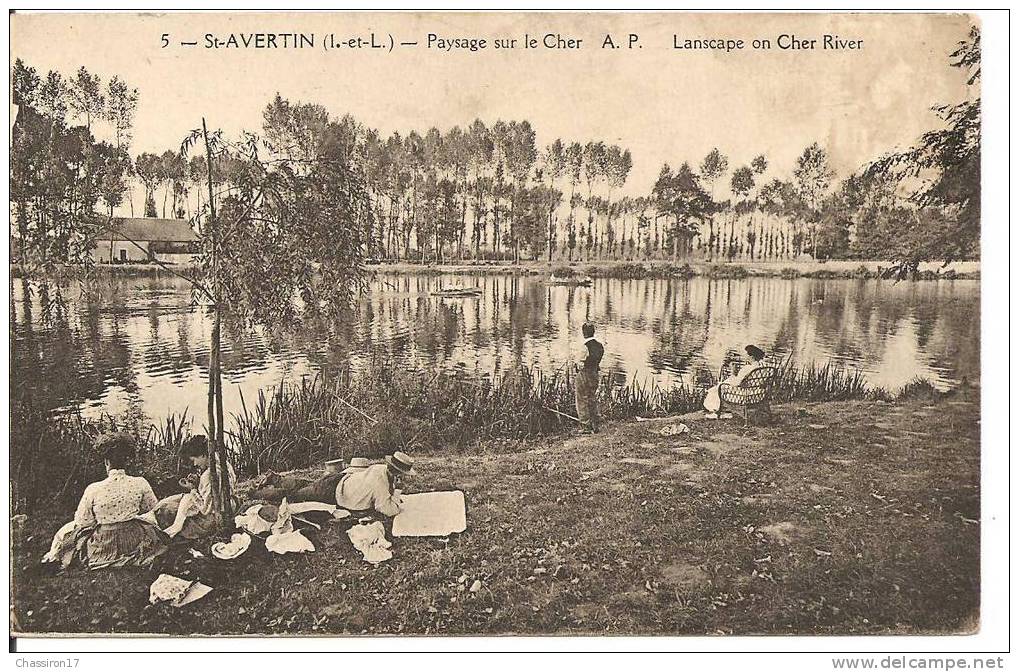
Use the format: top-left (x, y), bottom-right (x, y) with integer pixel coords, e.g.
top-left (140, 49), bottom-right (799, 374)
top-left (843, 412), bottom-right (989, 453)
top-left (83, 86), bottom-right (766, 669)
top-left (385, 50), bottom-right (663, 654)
top-left (98, 217), bottom-right (198, 243)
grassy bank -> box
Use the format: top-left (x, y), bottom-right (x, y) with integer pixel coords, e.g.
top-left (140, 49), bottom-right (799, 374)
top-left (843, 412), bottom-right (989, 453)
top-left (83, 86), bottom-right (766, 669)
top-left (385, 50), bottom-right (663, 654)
top-left (10, 360), bottom-right (920, 514)
top-left (11, 389), bottom-right (980, 635)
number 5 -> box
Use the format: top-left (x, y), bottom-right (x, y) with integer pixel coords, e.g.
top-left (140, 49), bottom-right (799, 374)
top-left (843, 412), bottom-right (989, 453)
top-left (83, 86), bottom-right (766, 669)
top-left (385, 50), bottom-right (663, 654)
top-left (161, 33), bottom-right (170, 48)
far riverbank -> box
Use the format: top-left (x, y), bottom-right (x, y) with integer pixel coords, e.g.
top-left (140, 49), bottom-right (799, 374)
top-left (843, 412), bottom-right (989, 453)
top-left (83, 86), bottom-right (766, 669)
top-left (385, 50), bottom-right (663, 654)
top-left (9, 259), bottom-right (980, 281)
top-left (368, 259), bottom-right (981, 281)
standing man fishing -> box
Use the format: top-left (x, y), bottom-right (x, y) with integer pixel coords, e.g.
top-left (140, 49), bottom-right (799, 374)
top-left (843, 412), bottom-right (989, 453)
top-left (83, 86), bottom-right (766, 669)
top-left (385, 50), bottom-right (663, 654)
top-left (575, 322), bottom-right (604, 434)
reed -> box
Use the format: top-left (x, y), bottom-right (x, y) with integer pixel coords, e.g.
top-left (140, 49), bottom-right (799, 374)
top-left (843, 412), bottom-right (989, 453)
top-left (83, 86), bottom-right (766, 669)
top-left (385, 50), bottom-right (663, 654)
top-left (10, 403), bottom-right (181, 511)
top-left (10, 358), bottom-right (945, 512)
top-left (768, 360), bottom-right (872, 402)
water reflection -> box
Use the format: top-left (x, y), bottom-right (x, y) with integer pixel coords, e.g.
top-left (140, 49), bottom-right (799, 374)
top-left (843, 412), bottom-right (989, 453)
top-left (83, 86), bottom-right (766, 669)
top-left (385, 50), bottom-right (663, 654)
top-left (10, 273), bottom-right (980, 425)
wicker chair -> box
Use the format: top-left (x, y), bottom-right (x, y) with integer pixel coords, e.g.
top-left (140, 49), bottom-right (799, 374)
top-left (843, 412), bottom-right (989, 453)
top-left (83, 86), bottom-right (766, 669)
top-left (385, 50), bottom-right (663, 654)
top-left (719, 366), bottom-right (778, 423)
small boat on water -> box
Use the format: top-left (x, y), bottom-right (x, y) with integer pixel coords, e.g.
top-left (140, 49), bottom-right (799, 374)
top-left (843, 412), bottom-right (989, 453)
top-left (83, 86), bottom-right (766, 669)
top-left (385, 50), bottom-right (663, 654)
top-left (431, 286), bottom-right (483, 298)
top-left (547, 275), bottom-right (593, 287)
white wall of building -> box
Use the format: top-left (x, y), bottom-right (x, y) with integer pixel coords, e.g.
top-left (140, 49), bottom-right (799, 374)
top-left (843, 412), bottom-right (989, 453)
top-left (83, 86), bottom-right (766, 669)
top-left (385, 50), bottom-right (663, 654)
top-left (93, 240), bottom-right (151, 263)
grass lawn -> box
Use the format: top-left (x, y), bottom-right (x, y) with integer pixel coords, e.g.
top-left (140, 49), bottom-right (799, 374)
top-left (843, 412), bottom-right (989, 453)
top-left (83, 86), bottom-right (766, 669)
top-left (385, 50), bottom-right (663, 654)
top-left (11, 391), bottom-right (980, 636)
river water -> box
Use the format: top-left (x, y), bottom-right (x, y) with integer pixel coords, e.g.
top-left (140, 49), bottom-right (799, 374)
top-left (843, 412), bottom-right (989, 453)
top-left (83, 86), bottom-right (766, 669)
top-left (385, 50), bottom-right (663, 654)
top-left (11, 273), bottom-right (980, 426)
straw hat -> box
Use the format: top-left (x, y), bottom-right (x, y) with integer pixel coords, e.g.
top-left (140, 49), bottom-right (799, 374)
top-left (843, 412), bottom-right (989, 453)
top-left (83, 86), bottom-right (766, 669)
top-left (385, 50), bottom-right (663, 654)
top-left (324, 458), bottom-right (345, 475)
top-left (211, 532), bottom-right (251, 560)
top-left (384, 451), bottom-right (417, 477)
top-left (341, 457), bottom-right (371, 475)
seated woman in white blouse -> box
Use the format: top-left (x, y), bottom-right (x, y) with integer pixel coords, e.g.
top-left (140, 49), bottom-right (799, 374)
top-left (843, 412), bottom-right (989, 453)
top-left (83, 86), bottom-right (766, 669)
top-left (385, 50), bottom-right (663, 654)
top-left (703, 344), bottom-right (767, 419)
top-left (43, 433), bottom-right (165, 570)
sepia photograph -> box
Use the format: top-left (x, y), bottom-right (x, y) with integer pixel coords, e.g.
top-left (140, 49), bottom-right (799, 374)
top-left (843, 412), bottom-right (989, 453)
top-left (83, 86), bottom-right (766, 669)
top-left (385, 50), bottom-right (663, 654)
top-left (7, 10), bottom-right (993, 646)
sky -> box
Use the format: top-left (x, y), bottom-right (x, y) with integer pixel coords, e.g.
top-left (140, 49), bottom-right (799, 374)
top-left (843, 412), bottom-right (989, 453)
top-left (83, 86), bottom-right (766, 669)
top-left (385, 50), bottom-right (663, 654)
top-left (10, 12), bottom-right (977, 200)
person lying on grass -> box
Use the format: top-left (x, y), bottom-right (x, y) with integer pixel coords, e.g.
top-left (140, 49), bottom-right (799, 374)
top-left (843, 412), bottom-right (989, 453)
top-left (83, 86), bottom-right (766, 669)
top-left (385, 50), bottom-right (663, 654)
top-left (702, 344), bottom-right (766, 419)
top-left (252, 452), bottom-right (417, 517)
top-left (146, 435), bottom-right (237, 539)
top-left (42, 433), bottom-right (166, 570)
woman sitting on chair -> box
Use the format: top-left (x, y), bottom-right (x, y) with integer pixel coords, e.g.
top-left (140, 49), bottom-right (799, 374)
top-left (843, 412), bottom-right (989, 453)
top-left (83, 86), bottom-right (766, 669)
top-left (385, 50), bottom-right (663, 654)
top-left (703, 344), bottom-right (766, 419)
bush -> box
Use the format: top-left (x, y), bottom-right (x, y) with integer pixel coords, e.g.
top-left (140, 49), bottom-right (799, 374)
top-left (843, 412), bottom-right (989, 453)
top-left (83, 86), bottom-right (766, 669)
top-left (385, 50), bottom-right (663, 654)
top-left (673, 263), bottom-right (696, 279)
top-left (897, 377), bottom-right (942, 401)
top-left (551, 265), bottom-right (577, 278)
top-left (10, 404), bottom-right (182, 513)
top-left (707, 264), bottom-right (749, 279)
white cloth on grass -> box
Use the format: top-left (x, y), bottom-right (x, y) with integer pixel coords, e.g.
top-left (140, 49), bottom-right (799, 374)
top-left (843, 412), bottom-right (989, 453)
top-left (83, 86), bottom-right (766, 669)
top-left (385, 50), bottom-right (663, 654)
top-left (392, 491), bottom-right (467, 537)
top-left (234, 504), bottom-right (274, 535)
top-left (346, 521), bottom-right (393, 564)
top-left (263, 498), bottom-right (315, 554)
top-left (149, 574), bottom-right (213, 607)
top-left (265, 529), bottom-right (315, 554)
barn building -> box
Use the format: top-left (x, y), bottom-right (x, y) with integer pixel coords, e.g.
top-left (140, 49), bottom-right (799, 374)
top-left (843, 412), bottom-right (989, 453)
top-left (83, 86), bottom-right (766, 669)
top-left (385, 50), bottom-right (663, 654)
top-left (93, 217), bottom-right (199, 264)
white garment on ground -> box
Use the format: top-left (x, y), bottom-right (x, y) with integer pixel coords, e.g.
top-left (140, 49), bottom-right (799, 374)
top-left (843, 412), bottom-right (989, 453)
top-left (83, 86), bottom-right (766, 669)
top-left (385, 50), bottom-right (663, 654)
top-left (149, 574), bottom-right (213, 607)
top-left (265, 529), bottom-right (315, 554)
top-left (271, 498), bottom-right (294, 535)
top-left (658, 423), bottom-right (690, 437)
top-left (347, 521), bottom-right (393, 564)
top-left (263, 498), bottom-right (316, 554)
top-left (234, 505), bottom-right (274, 535)
top-left (287, 501), bottom-right (337, 515)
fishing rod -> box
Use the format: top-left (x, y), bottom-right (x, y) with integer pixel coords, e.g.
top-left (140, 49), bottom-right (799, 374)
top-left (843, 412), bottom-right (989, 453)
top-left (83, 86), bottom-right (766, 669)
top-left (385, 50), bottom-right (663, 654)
top-left (329, 391), bottom-right (378, 425)
top-left (542, 405), bottom-right (582, 423)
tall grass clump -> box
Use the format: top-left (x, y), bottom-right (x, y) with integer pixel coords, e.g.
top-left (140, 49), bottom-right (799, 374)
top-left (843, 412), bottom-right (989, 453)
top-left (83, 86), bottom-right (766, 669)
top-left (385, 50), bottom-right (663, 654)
top-left (897, 376), bottom-right (943, 401)
top-left (769, 361), bottom-right (871, 402)
top-left (12, 357), bottom-right (947, 510)
top-left (230, 376), bottom-right (354, 475)
top-left (10, 403), bottom-right (184, 513)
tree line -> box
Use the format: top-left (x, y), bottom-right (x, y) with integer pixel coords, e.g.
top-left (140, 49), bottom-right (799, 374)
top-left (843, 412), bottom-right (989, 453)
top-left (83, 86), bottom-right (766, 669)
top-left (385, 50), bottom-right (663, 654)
top-left (10, 27), bottom-right (979, 270)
